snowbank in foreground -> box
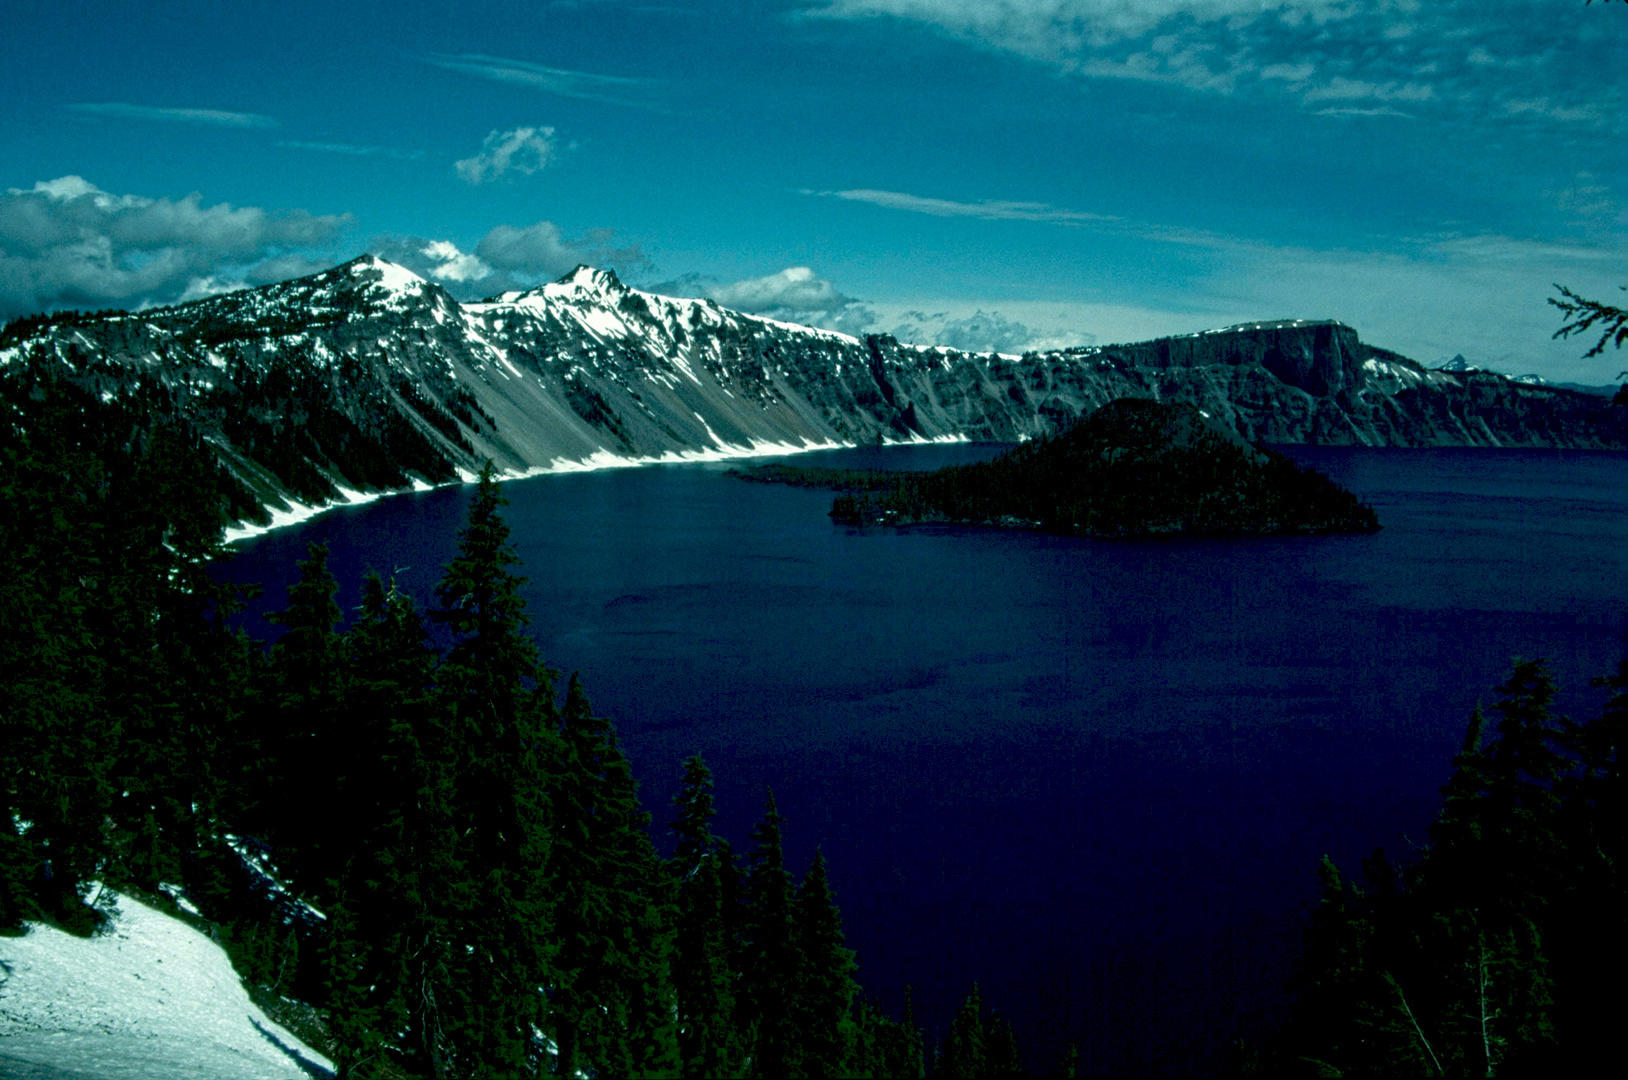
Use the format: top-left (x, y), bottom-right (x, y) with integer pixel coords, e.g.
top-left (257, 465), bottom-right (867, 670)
top-left (0, 888), bottom-right (333, 1079)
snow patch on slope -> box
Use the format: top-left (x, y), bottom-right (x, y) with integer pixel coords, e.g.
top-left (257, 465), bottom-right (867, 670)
top-left (0, 888), bottom-right (334, 1079)
top-left (516, 434), bottom-right (851, 477)
top-left (352, 257), bottom-right (425, 299)
top-left (223, 485), bottom-right (384, 545)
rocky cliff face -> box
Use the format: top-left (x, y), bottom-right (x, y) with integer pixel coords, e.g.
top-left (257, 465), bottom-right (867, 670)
top-left (3, 256), bottom-right (1623, 527)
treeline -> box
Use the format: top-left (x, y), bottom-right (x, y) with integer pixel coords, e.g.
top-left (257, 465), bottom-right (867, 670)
top-left (0, 366), bottom-right (1012, 1077)
top-left (1257, 656), bottom-right (1627, 1075)
top-left (230, 504), bottom-right (932, 1078)
top-left (742, 398), bottom-right (1378, 537)
top-left (2, 316), bottom-right (467, 526)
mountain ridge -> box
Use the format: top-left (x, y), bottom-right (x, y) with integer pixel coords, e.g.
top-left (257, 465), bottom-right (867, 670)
top-left (3, 255), bottom-right (1623, 534)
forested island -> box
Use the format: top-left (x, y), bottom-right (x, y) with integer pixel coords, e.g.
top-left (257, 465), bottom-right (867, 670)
top-left (737, 398), bottom-right (1380, 538)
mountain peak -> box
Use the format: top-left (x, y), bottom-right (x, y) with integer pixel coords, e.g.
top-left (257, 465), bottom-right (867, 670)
top-left (346, 254), bottom-right (430, 295)
top-left (558, 264), bottom-right (625, 294)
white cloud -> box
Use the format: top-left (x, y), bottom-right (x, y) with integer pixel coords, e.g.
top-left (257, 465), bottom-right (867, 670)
top-left (1259, 61), bottom-right (1315, 82)
top-left (369, 222), bottom-right (648, 298)
top-left (420, 240), bottom-right (492, 282)
top-left (1500, 98), bottom-right (1599, 124)
top-left (890, 308), bottom-right (1056, 353)
top-left (1548, 172), bottom-right (1621, 234)
top-left (454, 126), bottom-right (559, 185)
top-left (278, 140), bottom-right (426, 161)
top-left (803, 1), bottom-right (1602, 131)
top-left (808, 1), bottom-right (1351, 53)
top-left (662, 267), bottom-right (1102, 351)
top-left (425, 54), bottom-right (660, 109)
top-left (0, 177), bottom-right (350, 319)
top-left (66, 102), bottom-right (278, 128)
top-left (652, 266), bottom-right (879, 334)
top-left (477, 222), bottom-right (587, 278)
top-left (242, 254), bottom-right (333, 286)
top-left (809, 187), bottom-right (1116, 224)
top-left (1303, 77), bottom-right (1433, 103)
top-left (712, 266), bottom-right (861, 315)
top-left (1313, 106), bottom-right (1417, 119)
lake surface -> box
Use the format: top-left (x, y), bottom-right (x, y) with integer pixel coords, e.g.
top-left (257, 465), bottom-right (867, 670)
top-left (219, 444), bottom-right (1628, 1075)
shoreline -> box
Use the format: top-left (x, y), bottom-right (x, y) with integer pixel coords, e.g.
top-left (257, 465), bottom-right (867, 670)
top-left (221, 430), bottom-right (971, 545)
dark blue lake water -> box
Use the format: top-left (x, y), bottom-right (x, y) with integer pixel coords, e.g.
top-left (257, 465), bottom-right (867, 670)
top-left (218, 444), bottom-right (1628, 1075)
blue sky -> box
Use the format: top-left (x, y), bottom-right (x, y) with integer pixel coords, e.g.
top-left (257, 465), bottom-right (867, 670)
top-left (1, 0), bottom-right (1623, 378)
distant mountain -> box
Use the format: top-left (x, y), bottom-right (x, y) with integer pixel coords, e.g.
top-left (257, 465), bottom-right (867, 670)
top-left (1435, 355), bottom-right (1618, 397)
top-left (3, 256), bottom-right (1624, 532)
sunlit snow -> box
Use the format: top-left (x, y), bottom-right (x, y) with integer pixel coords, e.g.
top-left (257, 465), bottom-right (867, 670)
top-left (0, 887), bottom-right (334, 1079)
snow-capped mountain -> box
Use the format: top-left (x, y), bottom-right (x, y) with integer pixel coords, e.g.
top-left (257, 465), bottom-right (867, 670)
top-left (1436, 354), bottom-right (1480, 373)
top-left (3, 255), bottom-right (1624, 531)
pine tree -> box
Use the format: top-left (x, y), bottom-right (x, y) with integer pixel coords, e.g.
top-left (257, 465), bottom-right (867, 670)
top-left (549, 673), bottom-right (678, 1078)
top-left (1287, 856), bottom-right (1372, 1073)
top-left (939, 984), bottom-right (986, 1080)
top-left (791, 849), bottom-right (859, 1077)
top-left (673, 755), bottom-right (718, 871)
top-left (741, 789), bottom-right (799, 1077)
top-left (255, 541), bottom-right (346, 896)
top-left (670, 755), bottom-right (744, 1077)
top-left (984, 1012), bottom-right (1020, 1079)
top-left (431, 463), bottom-right (558, 1076)
top-left (323, 877), bottom-right (385, 1080)
top-left (329, 571), bottom-right (456, 1078)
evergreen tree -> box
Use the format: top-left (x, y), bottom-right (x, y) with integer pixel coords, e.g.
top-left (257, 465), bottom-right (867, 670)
top-left (670, 755), bottom-right (744, 1077)
top-left (323, 876), bottom-right (385, 1080)
top-left (549, 673), bottom-right (678, 1077)
top-left (329, 571), bottom-right (456, 1078)
top-left (851, 996), bottom-right (925, 1080)
top-left (929, 983), bottom-right (1020, 1080)
top-left (741, 789), bottom-right (799, 1077)
top-left (673, 754), bottom-right (718, 871)
top-left (431, 463), bottom-right (558, 1076)
top-left (1286, 856), bottom-right (1371, 1073)
top-left (1275, 659), bottom-right (1593, 1075)
top-left (939, 983), bottom-right (986, 1080)
top-left (791, 849), bottom-right (859, 1077)
top-left (253, 542), bottom-right (346, 895)
top-left (984, 1013), bottom-right (1020, 1079)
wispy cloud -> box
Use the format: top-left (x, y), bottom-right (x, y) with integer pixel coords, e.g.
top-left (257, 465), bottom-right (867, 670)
top-left (454, 126), bottom-right (560, 185)
top-left (807, 188), bottom-right (1117, 224)
top-left (1312, 107), bottom-right (1417, 119)
top-left (1500, 98), bottom-right (1600, 124)
top-left (1303, 78), bottom-right (1433, 104)
top-left (66, 102), bottom-right (279, 129)
top-left (808, 1), bottom-right (1350, 53)
top-left (801, 1), bottom-right (1617, 135)
top-left (278, 140), bottom-right (426, 161)
top-left (425, 53), bottom-right (661, 108)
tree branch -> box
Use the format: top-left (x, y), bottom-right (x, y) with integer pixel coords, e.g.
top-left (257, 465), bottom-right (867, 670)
top-left (1550, 284), bottom-right (1628, 359)
top-left (1388, 971), bottom-right (1444, 1076)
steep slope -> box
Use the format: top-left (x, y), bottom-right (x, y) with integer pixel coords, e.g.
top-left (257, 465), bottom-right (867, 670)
top-left (0, 888), bottom-right (333, 1079)
top-left (2, 257), bottom-right (1622, 532)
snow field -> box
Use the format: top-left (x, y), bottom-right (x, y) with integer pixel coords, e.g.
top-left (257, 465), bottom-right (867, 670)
top-left (0, 888), bottom-right (333, 1079)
